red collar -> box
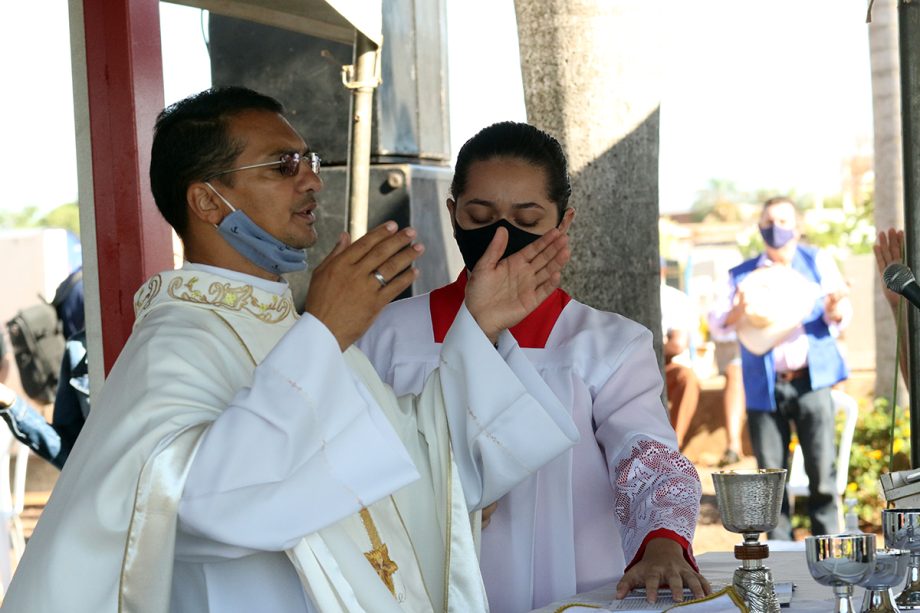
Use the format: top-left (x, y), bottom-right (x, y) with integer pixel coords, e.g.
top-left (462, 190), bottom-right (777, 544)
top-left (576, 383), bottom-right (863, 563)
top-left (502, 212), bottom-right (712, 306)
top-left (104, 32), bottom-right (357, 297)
top-left (429, 271), bottom-right (571, 348)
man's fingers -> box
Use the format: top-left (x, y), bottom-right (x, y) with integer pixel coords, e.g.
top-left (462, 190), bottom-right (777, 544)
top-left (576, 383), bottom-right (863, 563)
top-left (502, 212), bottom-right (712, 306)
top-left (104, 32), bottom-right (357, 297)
top-left (341, 221), bottom-right (400, 263)
top-left (473, 227), bottom-right (509, 272)
top-left (373, 243), bottom-right (425, 285)
top-left (315, 232), bottom-right (351, 272)
top-left (358, 228), bottom-right (419, 273)
top-left (378, 266), bottom-right (419, 303)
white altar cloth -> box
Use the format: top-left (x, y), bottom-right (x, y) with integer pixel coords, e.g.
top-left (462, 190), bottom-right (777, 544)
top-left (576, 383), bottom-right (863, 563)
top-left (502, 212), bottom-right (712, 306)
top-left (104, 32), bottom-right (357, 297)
top-left (531, 550), bottom-right (869, 612)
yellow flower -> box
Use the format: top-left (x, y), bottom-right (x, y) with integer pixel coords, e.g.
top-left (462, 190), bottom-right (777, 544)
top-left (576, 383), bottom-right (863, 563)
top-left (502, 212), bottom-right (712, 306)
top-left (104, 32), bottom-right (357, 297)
top-left (894, 438), bottom-right (905, 454)
top-left (870, 449), bottom-right (884, 460)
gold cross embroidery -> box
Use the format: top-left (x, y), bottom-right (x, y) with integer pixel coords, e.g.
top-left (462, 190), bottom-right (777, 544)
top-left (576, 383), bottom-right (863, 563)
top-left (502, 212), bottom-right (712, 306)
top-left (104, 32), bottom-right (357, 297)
top-left (359, 508), bottom-right (399, 595)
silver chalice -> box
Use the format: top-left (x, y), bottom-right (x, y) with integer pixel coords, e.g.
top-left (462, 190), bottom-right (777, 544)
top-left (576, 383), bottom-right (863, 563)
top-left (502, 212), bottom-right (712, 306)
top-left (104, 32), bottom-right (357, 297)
top-left (882, 509), bottom-right (920, 608)
top-left (859, 550), bottom-right (909, 613)
top-left (806, 533), bottom-right (876, 613)
top-left (712, 468), bottom-right (787, 613)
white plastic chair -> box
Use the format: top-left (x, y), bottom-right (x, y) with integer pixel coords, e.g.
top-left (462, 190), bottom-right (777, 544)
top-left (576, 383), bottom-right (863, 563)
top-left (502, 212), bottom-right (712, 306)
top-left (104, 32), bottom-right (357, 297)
top-left (787, 389), bottom-right (858, 523)
top-left (0, 423), bottom-right (29, 593)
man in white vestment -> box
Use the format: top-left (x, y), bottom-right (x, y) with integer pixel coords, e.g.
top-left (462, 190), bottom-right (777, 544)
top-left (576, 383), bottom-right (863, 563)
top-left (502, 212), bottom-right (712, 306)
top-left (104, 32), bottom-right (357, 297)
top-left (1, 88), bottom-right (579, 613)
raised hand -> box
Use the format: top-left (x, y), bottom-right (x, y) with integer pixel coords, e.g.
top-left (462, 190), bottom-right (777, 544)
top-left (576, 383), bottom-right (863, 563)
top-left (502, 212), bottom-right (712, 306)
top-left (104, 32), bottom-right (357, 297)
top-left (874, 228), bottom-right (904, 312)
top-left (304, 222), bottom-right (424, 350)
top-left (464, 227), bottom-right (570, 343)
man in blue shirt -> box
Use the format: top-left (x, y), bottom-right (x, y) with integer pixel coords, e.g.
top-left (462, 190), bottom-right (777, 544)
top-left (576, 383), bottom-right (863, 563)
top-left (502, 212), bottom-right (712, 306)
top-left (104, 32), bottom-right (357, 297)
top-left (714, 196), bottom-right (850, 539)
top-left (0, 331), bottom-right (88, 469)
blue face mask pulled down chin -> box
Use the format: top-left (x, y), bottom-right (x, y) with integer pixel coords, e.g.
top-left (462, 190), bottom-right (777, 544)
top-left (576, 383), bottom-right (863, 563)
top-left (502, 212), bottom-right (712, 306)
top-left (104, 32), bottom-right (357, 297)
top-left (206, 183), bottom-right (307, 275)
top-left (759, 224), bottom-right (796, 249)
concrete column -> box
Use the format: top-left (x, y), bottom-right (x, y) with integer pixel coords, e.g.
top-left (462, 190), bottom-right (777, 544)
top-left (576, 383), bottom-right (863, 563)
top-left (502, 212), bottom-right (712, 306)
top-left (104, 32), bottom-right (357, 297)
top-left (868, 0), bottom-right (906, 402)
top-left (514, 0), bottom-right (663, 344)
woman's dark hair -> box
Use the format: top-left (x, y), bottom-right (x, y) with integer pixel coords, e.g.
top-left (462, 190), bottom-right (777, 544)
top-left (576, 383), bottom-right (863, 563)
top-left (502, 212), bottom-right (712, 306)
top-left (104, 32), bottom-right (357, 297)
top-left (149, 86), bottom-right (284, 236)
top-left (451, 122), bottom-right (572, 219)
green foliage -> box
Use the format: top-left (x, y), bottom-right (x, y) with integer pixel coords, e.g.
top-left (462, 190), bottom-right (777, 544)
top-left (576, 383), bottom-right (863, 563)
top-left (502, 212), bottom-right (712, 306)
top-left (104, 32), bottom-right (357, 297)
top-left (846, 397), bottom-right (910, 527)
top-left (0, 202), bottom-right (79, 237)
top-left (734, 191), bottom-right (876, 261)
top-left (0, 205), bottom-right (42, 229)
top-left (802, 195), bottom-right (875, 257)
top-left (41, 203), bottom-right (80, 236)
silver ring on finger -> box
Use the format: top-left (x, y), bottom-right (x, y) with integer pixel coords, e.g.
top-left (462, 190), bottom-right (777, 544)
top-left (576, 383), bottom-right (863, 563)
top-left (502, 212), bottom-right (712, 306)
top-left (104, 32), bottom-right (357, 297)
top-left (372, 270), bottom-right (388, 288)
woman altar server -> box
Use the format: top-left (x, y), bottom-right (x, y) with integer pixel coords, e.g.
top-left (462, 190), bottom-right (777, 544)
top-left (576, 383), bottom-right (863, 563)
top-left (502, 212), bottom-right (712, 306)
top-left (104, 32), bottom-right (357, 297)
top-left (357, 122), bottom-right (710, 612)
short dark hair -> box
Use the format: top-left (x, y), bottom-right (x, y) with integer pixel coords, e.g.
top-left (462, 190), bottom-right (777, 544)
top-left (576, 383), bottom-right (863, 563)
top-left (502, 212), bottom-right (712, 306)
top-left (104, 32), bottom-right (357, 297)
top-left (149, 86), bottom-right (285, 236)
top-left (763, 195), bottom-right (798, 212)
top-left (451, 122), bottom-right (572, 219)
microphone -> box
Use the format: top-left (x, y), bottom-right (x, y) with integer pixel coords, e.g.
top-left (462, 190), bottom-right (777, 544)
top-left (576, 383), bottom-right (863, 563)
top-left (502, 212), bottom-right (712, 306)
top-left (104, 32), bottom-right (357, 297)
top-left (884, 263), bottom-right (920, 310)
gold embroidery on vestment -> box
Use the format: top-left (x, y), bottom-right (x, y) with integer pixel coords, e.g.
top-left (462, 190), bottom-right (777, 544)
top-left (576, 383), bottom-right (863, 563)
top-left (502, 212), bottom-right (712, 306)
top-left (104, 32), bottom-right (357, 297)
top-left (161, 275), bottom-right (294, 323)
top-left (359, 508), bottom-right (399, 595)
top-left (133, 274), bottom-right (162, 315)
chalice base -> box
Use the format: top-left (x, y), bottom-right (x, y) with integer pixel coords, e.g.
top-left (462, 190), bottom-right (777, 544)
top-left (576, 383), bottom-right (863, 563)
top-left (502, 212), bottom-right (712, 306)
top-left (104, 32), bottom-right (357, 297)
top-left (733, 567), bottom-right (780, 613)
top-left (863, 588), bottom-right (901, 613)
top-left (897, 560), bottom-right (920, 610)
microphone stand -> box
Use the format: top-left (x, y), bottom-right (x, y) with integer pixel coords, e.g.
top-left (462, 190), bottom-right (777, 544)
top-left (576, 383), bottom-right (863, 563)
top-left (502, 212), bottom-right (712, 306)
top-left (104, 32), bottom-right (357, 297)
top-left (901, 0), bottom-right (920, 470)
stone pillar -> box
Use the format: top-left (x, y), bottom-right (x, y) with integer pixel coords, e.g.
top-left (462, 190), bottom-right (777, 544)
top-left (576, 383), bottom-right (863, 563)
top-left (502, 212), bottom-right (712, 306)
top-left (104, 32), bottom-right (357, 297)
top-left (514, 0), bottom-right (663, 345)
top-left (869, 0), bottom-right (906, 402)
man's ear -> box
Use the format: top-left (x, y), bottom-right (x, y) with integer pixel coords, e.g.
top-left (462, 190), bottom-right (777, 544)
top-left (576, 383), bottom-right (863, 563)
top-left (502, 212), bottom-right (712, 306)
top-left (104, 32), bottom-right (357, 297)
top-left (558, 207), bottom-right (576, 233)
top-left (446, 198), bottom-right (458, 236)
top-left (187, 182), bottom-right (224, 225)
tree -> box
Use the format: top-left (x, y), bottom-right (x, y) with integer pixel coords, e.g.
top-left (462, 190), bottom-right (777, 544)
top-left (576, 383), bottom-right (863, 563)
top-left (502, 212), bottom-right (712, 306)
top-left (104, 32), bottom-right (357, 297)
top-left (0, 203), bottom-right (80, 236)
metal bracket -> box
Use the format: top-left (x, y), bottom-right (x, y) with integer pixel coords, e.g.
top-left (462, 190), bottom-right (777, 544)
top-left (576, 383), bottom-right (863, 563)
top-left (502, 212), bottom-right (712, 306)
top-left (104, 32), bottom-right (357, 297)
top-left (881, 470), bottom-right (920, 507)
top-left (342, 47), bottom-right (382, 91)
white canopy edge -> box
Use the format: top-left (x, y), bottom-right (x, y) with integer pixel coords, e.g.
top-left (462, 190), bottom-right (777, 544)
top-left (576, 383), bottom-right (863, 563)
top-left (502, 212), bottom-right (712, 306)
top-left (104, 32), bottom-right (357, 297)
top-left (167, 0), bottom-right (382, 46)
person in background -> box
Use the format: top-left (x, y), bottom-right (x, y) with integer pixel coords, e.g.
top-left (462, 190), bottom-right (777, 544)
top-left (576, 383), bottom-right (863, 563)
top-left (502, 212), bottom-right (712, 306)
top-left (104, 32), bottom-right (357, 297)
top-left (660, 261), bottom-right (701, 449)
top-left (359, 121), bottom-right (708, 611)
top-left (707, 303), bottom-right (746, 467)
top-left (0, 330), bottom-right (88, 469)
top-left (713, 196), bottom-right (850, 539)
top-left (0, 268), bottom-right (89, 469)
top-left (52, 266), bottom-right (84, 340)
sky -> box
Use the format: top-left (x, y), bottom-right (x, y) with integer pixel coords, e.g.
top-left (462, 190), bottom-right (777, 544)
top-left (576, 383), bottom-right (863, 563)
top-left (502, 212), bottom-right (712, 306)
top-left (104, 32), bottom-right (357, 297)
top-left (0, 0), bottom-right (873, 216)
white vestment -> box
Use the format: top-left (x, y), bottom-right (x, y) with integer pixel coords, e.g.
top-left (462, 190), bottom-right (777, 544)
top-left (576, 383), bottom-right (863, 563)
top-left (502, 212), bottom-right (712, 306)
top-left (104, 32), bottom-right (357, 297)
top-left (2, 266), bottom-right (579, 613)
top-left (357, 278), bottom-right (702, 613)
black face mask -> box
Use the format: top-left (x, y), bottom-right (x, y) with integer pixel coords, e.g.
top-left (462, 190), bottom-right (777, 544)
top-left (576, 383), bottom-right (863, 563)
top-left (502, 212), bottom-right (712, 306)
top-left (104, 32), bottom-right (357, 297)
top-left (454, 219), bottom-right (543, 271)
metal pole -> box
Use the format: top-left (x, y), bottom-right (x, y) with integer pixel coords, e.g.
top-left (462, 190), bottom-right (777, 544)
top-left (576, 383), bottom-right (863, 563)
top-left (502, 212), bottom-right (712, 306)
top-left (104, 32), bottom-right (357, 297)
top-left (899, 0), bottom-right (920, 467)
top-left (344, 31), bottom-right (380, 239)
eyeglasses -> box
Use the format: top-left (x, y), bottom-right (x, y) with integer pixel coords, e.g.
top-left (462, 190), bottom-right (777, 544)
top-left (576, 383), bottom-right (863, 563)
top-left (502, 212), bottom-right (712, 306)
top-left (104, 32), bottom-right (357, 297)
top-left (205, 152), bottom-right (321, 180)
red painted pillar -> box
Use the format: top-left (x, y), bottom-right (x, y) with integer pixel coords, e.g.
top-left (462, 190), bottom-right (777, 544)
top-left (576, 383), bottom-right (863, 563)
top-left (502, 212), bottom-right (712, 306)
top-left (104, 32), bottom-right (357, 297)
top-left (82, 0), bottom-right (174, 373)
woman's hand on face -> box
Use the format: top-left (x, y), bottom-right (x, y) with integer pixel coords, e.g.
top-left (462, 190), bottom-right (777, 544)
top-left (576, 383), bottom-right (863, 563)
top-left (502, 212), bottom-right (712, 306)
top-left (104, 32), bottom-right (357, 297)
top-left (464, 227), bottom-right (570, 343)
top-left (614, 538), bottom-right (710, 604)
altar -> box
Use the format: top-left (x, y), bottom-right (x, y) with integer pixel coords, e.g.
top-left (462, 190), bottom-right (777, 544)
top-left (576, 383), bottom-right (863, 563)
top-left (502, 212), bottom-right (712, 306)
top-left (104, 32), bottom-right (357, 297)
top-left (531, 548), bottom-right (866, 612)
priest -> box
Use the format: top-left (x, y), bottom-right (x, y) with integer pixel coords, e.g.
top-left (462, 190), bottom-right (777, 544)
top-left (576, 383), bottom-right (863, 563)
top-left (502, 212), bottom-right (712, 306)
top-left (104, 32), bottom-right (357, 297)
top-left (1, 87), bottom-right (578, 613)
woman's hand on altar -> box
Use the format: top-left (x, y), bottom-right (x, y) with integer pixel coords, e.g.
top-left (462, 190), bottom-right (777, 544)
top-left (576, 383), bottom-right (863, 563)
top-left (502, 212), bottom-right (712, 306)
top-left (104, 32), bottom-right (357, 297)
top-left (465, 227), bottom-right (570, 343)
top-left (614, 538), bottom-right (710, 603)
